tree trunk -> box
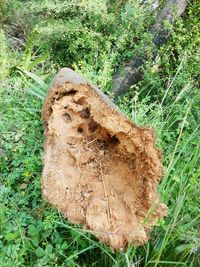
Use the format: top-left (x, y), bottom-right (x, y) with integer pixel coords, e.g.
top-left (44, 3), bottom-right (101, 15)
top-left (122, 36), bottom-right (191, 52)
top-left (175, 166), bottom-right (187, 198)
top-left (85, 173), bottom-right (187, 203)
top-left (112, 0), bottom-right (188, 99)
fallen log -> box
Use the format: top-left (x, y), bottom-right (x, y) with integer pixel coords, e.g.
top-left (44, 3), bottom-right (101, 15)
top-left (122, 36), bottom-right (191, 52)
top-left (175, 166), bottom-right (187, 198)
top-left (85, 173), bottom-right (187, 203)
top-left (42, 68), bottom-right (167, 249)
top-left (112, 0), bottom-right (188, 99)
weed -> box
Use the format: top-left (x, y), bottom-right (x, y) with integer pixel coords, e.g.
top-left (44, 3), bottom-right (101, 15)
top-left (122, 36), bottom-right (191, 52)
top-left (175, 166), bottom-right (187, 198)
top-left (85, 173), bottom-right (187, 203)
top-left (0, 0), bottom-right (199, 266)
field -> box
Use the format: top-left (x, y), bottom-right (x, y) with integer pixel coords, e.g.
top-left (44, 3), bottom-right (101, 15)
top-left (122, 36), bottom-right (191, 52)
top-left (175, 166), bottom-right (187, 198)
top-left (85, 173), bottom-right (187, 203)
top-left (0, 1), bottom-right (199, 266)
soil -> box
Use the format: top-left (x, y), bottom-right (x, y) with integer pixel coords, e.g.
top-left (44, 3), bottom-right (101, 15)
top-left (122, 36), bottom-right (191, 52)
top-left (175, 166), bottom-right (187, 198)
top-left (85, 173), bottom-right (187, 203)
top-left (42, 68), bottom-right (167, 250)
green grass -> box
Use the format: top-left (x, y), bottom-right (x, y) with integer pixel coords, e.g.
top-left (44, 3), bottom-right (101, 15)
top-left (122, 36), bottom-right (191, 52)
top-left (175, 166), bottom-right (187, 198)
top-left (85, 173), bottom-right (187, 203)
top-left (0, 0), bottom-right (200, 266)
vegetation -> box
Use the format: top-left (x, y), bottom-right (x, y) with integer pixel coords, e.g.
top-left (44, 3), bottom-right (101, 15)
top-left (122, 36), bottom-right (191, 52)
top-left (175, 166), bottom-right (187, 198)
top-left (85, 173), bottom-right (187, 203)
top-left (0, 0), bottom-right (199, 266)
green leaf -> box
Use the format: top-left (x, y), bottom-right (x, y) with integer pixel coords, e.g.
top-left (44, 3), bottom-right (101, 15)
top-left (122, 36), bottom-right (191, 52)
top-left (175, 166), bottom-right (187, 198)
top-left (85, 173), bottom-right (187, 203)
top-left (5, 143), bottom-right (13, 150)
top-left (18, 69), bottom-right (47, 88)
top-left (28, 53), bottom-right (49, 71)
top-left (5, 232), bottom-right (19, 241)
top-left (35, 247), bottom-right (45, 258)
top-left (28, 225), bottom-right (37, 237)
top-left (45, 244), bottom-right (53, 254)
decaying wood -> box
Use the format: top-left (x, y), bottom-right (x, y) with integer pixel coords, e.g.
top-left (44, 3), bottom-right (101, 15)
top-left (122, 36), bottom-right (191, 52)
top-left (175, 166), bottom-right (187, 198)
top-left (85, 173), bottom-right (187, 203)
top-left (42, 68), bottom-right (167, 249)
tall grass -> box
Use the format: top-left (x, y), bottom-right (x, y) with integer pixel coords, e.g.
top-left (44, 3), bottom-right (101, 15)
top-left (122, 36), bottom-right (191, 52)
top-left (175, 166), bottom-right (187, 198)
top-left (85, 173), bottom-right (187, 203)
top-left (0, 0), bottom-right (199, 266)
top-left (0, 58), bottom-right (199, 266)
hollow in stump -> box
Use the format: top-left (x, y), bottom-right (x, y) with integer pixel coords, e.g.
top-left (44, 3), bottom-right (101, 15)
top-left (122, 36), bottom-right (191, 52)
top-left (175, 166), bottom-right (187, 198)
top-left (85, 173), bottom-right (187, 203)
top-left (42, 68), bottom-right (167, 250)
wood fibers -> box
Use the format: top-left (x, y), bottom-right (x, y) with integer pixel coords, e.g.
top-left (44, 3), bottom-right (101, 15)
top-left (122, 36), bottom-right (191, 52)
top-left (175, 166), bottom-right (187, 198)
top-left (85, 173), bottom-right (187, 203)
top-left (42, 68), bottom-right (167, 249)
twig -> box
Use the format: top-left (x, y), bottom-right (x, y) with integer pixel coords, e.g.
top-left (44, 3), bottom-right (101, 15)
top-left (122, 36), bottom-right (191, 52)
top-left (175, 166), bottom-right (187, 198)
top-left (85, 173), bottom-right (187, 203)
top-left (99, 162), bottom-right (112, 227)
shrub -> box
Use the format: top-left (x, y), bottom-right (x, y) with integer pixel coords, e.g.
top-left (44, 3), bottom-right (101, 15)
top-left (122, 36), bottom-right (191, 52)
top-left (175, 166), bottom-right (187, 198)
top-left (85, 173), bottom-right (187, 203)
top-left (0, 30), bottom-right (10, 79)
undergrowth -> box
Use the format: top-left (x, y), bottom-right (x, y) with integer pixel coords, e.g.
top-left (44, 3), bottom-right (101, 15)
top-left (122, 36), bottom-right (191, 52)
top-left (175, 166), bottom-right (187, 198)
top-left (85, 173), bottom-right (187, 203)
top-left (0, 0), bottom-right (199, 266)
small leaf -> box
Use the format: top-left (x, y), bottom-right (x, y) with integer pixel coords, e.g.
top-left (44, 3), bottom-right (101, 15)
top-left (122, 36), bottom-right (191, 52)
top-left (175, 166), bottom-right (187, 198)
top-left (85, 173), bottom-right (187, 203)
top-left (5, 232), bottom-right (18, 241)
top-left (172, 175), bottom-right (180, 183)
top-left (45, 244), bottom-right (53, 254)
top-left (35, 247), bottom-right (45, 258)
top-left (5, 143), bottom-right (13, 150)
top-left (28, 225), bottom-right (37, 237)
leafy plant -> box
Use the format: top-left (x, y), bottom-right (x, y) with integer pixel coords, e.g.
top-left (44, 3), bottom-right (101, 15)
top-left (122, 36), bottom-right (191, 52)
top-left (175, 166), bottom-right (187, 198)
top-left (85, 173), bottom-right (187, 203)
top-left (0, 29), bottom-right (10, 79)
top-left (0, 0), bottom-right (199, 266)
